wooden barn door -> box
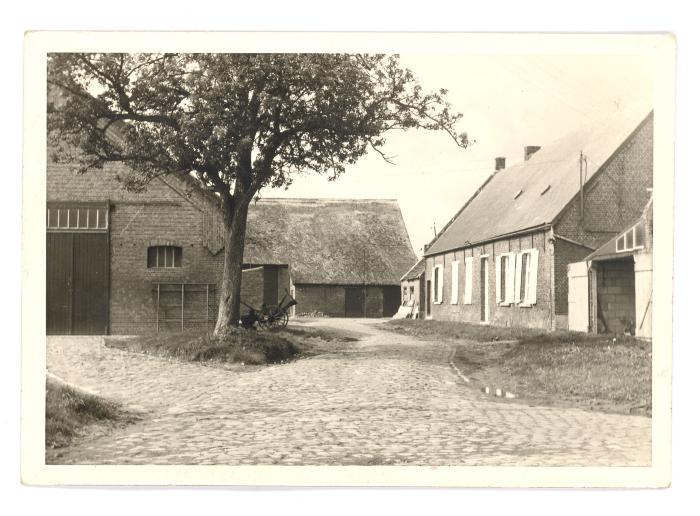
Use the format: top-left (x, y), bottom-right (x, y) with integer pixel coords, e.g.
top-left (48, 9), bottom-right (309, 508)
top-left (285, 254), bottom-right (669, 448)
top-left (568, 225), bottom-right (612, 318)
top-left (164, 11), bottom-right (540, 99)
top-left (46, 204), bottom-right (110, 335)
top-left (263, 266), bottom-right (279, 307)
top-left (382, 286), bottom-right (401, 317)
top-left (46, 233), bottom-right (73, 335)
top-left (345, 287), bottom-right (365, 317)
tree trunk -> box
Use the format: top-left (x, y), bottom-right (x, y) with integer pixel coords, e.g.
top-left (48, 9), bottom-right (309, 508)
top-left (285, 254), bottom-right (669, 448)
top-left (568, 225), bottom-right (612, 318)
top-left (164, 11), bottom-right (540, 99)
top-left (213, 198), bottom-right (250, 335)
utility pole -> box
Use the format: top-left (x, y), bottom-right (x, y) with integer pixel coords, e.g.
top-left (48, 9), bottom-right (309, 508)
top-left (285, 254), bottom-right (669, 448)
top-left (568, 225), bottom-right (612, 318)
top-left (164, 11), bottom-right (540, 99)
top-left (579, 151), bottom-right (585, 224)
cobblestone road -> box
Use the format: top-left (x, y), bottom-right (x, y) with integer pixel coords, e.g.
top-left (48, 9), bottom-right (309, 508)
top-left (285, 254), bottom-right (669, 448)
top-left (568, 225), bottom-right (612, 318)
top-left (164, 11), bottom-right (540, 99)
top-left (46, 319), bottom-right (651, 466)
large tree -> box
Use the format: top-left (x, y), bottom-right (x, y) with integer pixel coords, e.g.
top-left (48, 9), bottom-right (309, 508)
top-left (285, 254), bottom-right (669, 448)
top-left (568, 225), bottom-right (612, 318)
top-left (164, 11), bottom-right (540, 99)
top-left (48, 53), bottom-right (471, 334)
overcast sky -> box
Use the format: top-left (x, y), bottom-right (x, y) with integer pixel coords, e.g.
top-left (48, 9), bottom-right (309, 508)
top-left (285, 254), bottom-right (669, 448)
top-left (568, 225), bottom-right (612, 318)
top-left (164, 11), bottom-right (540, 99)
top-left (261, 53), bottom-right (653, 255)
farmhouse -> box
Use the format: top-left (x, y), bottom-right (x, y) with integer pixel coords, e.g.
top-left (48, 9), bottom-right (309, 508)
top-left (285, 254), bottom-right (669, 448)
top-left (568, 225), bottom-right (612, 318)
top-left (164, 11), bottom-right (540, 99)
top-left (47, 162), bottom-right (416, 335)
top-left (567, 199), bottom-right (653, 338)
top-left (422, 110), bottom-right (653, 330)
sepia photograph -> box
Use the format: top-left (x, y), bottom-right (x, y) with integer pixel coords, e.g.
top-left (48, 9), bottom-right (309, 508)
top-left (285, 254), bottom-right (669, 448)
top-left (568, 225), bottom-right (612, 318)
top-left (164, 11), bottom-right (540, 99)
top-left (21, 32), bottom-right (675, 487)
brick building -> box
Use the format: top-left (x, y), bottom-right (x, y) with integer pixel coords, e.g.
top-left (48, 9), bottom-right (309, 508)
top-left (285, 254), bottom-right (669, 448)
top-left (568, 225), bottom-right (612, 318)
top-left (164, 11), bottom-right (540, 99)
top-left (398, 259), bottom-right (426, 319)
top-left (568, 199), bottom-right (653, 339)
top-left (47, 164), bottom-right (416, 335)
top-left (422, 111), bottom-right (653, 330)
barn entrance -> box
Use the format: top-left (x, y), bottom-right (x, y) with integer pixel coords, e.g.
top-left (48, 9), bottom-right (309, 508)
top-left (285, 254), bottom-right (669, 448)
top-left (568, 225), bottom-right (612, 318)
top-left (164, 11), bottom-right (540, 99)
top-left (46, 204), bottom-right (110, 335)
top-left (382, 286), bottom-right (401, 317)
top-left (345, 287), bottom-right (365, 317)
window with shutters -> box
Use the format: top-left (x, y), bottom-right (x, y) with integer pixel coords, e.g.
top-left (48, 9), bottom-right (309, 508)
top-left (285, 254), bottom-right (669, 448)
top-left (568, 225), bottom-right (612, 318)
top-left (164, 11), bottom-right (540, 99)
top-left (515, 248), bottom-right (539, 306)
top-left (147, 246), bottom-right (183, 268)
top-left (432, 264), bottom-right (444, 304)
top-left (496, 252), bottom-right (516, 306)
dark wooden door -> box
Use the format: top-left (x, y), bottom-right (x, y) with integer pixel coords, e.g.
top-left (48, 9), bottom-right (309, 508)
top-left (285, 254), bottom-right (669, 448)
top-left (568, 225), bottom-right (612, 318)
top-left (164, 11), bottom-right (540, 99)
top-left (426, 280), bottom-right (431, 317)
top-left (345, 287), bottom-right (365, 317)
top-left (47, 232), bottom-right (109, 335)
top-left (263, 266), bottom-right (279, 307)
top-left (382, 286), bottom-right (401, 317)
top-left (46, 233), bottom-right (73, 335)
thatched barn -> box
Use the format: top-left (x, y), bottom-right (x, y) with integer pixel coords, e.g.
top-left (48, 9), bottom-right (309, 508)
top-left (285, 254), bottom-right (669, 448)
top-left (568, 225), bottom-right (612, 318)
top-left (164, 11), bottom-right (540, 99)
top-left (47, 149), bottom-right (417, 334)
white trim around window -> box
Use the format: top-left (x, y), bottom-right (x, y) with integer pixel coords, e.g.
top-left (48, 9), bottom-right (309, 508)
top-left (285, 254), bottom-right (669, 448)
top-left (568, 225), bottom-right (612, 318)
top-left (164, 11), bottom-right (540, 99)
top-left (432, 264), bottom-right (444, 304)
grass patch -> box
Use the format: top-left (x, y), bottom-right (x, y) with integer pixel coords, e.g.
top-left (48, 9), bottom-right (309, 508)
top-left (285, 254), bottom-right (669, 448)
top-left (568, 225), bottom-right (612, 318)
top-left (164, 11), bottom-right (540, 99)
top-left (387, 319), bottom-right (543, 342)
top-left (46, 378), bottom-right (131, 450)
top-left (386, 319), bottom-right (652, 416)
top-left (105, 324), bottom-right (359, 366)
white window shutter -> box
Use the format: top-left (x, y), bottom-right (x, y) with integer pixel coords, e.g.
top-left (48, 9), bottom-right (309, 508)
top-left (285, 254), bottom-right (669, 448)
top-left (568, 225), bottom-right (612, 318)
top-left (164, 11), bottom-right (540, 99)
top-left (514, 252), bottom-right (522, 304)
top-left (451, 260), bottom-right (459, 304)
top-left (464, 257), bottom-right (473, 304)
top-left (505, 252), bottom-right (516, 304)
top-left (527, 249), bottom-right (539, 304)
top-left (495, 254), bottom-right (502, 303)
top-left (432, 266), bottom-right (438, 303)
top-left (437, 265), bottom-right (444, 303)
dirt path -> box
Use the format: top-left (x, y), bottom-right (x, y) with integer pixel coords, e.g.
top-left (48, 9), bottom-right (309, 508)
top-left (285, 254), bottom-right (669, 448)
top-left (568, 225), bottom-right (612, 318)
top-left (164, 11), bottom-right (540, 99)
top-left (46, 319), bottom-right (651, 466)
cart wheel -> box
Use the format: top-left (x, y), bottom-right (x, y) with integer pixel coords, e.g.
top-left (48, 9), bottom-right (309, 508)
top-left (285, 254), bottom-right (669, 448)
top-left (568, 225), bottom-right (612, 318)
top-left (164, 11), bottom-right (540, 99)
top-left (265, 307), bottom-right (288, 329)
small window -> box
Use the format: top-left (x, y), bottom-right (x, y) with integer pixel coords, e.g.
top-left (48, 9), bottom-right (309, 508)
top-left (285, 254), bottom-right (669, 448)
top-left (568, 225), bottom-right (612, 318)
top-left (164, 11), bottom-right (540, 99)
top-left (409, 286), bottom-right (415, 299)
top-left (147, 246), bottom-right (183, 268)
top-left (616, 224), bottom-right (644, 253)
top-left (634, 223), bottom-right (646, 249)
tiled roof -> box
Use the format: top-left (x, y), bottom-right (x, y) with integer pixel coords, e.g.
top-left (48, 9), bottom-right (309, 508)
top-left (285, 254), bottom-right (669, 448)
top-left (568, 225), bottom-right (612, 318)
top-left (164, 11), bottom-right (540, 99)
top-left (426, 110), bottom-right (653, 255)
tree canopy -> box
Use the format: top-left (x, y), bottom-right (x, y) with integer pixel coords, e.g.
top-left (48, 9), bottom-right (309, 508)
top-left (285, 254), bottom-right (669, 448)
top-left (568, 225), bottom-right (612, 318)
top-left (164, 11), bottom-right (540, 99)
top-left (48, 53), bottom-right (471, 209)
top-left (48, 53), bottom-right (471, 331)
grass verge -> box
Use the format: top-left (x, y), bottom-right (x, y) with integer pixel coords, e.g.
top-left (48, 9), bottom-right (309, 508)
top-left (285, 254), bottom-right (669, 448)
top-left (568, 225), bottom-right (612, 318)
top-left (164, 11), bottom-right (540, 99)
top-left (46, 378), bottom-right (133, 451)
top-left (105, 324), bottom-right (359, 367)
top-left (386, 319), bottom-right (652, 416)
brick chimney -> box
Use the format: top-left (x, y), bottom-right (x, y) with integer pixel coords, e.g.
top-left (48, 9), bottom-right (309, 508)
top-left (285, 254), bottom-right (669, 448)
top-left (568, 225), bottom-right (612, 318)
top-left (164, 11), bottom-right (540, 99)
top-left (495, 157), bottom-right (506, 171)
top-left (524, 146), bottom-right (541, 161)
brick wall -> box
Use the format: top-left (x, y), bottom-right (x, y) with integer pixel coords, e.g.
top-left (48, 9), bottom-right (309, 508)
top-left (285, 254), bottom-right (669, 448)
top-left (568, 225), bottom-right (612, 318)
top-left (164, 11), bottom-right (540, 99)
top-left (553, 238), bottom-right (594, 315)
top-left (596, 258), bottom-right (636, 334)
top-left (553, 114), bottom-right (652, 317)
top-left (425, 229), bottom-right (553, 329)
top-left (555, 115), bottom-right (653, 249)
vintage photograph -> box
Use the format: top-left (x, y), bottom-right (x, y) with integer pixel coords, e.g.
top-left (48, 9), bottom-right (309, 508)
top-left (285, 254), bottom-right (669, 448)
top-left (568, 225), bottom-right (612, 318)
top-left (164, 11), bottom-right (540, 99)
top-left (22, 33), bottom-right (674, 485)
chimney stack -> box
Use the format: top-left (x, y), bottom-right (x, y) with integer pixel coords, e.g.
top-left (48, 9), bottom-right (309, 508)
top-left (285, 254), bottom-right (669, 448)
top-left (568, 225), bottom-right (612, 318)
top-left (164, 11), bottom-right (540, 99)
top-left (495, 157), bottom-right (506, 171)
top-left (524, 146), bottom-right (541, 161)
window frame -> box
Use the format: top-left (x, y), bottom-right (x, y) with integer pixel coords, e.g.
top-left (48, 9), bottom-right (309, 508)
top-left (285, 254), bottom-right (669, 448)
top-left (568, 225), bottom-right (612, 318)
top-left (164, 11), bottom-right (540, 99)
top-left (516, 248), bottom-right (539, 307)
top-left (147, 245), bottom-right (183, 269)
top-left (432, 264), bottom-right (444, 304)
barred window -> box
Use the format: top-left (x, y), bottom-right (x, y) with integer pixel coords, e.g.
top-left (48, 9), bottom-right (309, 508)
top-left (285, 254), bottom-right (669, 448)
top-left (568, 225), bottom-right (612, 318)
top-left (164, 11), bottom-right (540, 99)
top-left (147, 246), bottom-right (182, 268)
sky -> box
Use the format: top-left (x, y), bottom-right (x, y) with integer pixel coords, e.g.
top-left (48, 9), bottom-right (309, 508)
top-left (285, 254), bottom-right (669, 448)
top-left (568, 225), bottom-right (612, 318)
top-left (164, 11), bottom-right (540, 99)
top-left (260, 53), bottom-right (653, 255)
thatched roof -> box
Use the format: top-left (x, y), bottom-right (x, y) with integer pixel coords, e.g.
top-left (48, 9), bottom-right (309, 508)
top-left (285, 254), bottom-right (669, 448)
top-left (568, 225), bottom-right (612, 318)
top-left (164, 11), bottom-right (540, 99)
top-left (241, 198), bottom-right (417, 285)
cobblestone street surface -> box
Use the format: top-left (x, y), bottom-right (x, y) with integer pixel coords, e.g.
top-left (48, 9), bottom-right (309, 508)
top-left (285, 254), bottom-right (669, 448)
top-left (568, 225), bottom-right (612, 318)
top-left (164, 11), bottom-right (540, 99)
top-left (46, 319), bottom-right (651, 466)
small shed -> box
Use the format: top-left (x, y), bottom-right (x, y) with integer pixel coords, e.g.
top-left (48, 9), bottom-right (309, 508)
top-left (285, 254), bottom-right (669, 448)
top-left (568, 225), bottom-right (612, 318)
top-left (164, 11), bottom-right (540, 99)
top-left (567, 200), bottom-right (653, 339)
top-left (396, 259), bottom-right (426, 319)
